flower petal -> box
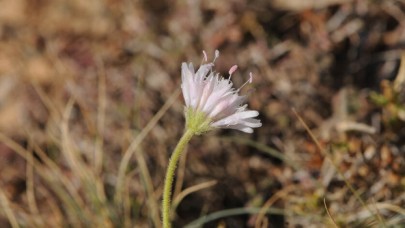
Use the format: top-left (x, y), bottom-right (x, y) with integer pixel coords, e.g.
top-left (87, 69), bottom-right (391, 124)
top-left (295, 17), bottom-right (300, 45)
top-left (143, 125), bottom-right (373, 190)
top-left (211, 110), bottom-right (259, 127)
top-left (180, 51), bottom-right (261, 134)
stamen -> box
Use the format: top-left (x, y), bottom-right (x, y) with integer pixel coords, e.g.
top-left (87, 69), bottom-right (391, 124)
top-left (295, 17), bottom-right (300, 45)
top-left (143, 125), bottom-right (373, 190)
top-left (238, 72), bottom-right (253, 91)
top-left (228, 65), bottom-right (238, 78)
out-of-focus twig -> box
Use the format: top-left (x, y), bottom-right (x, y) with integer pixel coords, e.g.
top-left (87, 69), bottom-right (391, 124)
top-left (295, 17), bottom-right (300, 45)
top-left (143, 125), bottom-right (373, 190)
top-left (393, 52), bottom-right (405, 93)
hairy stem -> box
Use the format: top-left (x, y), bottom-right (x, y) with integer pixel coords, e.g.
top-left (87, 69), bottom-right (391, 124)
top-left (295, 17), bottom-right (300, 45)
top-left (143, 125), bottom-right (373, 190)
top-left (162, 129), bottom-right (194, 228)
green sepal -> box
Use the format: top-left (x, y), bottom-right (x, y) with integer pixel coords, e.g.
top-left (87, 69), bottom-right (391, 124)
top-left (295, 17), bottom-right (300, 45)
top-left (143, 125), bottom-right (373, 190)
top-left (185, 107), bottom-right (213, 135)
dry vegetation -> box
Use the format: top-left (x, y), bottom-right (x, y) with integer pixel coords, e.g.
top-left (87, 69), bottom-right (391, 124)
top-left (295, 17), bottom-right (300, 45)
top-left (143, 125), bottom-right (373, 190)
top-left (0, 0), bottom-right (404, 227)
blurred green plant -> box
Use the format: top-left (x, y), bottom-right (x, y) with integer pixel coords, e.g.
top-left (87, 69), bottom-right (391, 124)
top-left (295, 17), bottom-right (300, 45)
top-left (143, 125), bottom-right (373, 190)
top-left (370, 53), bottom-right (405, 127)
top-left (370, 80), bottom-right (405, 126)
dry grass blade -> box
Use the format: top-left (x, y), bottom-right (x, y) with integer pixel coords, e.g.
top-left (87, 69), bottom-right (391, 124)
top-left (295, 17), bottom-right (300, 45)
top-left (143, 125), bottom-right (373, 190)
top-left (292, 108), bottom-right (386, 227)
top-left (172, 180), bottom-right (218, 213)
top-left (28, 84), bottom-right (90, 213)
top-left (61, 100), bottom-right (103, 199)
top-left (136, 149), bottom-right (161, 228)
top-left (355, 202), bottom-right (405, 226)
top-left (61, 100), bottom-right (112, 226)
top-left (115, 88), bottom-right (181, 203)
top-left (122, 169), bottom-right (136, 228)
top-left (0, 188), bottom-right (19, 228)
top-left (95, 58), bottom-right (107, 175)
top-left (114, 89), bottom-right (180, 226)
top-left (61, 100), bottom-right (88, 180)
top-left (272, 0), bottom-right (353, 11)
top-left (371, 198), bottom-right (387, 227)
top-left (31, 81), bottom-right (63, 118)
top-left (37, 186), bottom-right (64, 226)
top-left (255, 186), bottom-right (294, 228)
top-left (324, 198), bottom-right (339, 228)
top-left (0, 131), bottom-right (88, 225)
top-left (31, 81), bottom-right (108, 225)
top-left (26, 142), bottom-right (44, 227)
top-left (30, 142), bottom-right (85, 209)
top-left (375, 203), bottom-right (405, 216)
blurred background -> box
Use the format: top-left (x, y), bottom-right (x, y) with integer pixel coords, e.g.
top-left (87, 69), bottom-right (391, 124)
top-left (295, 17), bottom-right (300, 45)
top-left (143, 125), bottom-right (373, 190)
top-left (0, 0), bottom-right (404, 227)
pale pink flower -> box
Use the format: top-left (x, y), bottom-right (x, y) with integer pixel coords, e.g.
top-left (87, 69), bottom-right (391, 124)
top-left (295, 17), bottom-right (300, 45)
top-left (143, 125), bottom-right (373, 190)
top-left (181, 50), bottom-right (262, 133)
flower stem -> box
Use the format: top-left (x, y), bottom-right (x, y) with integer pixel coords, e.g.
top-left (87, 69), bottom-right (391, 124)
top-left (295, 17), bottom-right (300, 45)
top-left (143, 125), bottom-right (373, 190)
top-left (162, 129), bottom-right (194, 228)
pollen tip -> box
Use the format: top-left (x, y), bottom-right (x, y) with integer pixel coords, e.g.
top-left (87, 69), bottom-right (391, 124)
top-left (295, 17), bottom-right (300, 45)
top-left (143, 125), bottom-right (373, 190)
top-left (249, 72), bottom-right (253, 83)
top-left (229, 65), bottom-right (238, 76)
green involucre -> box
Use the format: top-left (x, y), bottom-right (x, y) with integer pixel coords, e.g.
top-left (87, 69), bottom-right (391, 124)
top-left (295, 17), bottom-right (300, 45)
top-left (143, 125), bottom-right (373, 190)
top-left (185, 107), bottom-right (213, 135)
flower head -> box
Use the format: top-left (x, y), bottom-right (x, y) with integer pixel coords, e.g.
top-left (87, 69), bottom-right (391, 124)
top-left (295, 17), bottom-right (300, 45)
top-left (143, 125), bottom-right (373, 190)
top-left (181, 50), bottom-right (262, 134)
